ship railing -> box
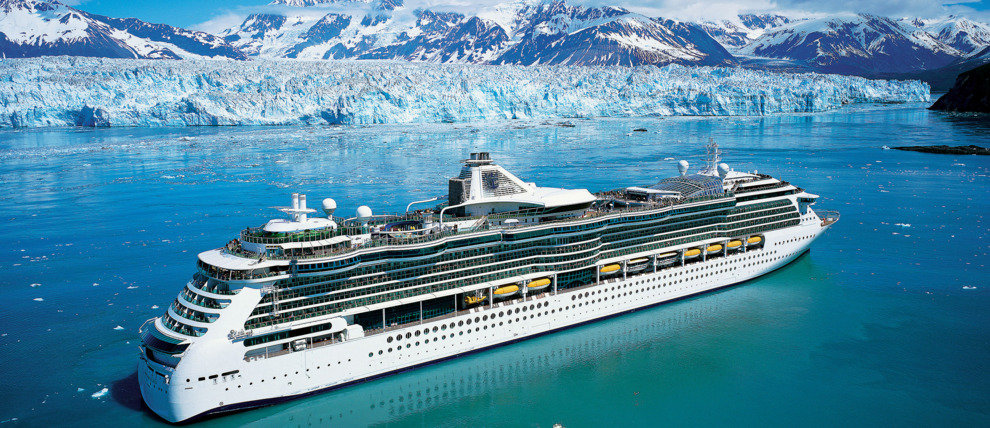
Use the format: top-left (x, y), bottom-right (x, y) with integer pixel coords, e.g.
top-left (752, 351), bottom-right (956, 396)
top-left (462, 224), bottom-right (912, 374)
top-left (817, 209), bottom-right (841, 226)
top-left (222, 193), bottom-right (737, 264)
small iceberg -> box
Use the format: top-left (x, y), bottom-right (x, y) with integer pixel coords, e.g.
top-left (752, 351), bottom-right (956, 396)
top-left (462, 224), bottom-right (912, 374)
top-left (894, 223), bottom-right (912, 228)
top-left (881, 145), bottom-right (891, 150)
top-left (30, 283), bottom-right (41, 287)
top-left (963, 286), bottom-right (977, 290)
top-left (151, 305), bottom-right (159, 309)
top-left (113, 325), bottom-right (125, 331)
top-left (91, 387), bottom-right (108, 399)
top-left (77, 387), bottom-right (85, 392)
top-left (178, 136), bottom-right (194, 142)
top-left (663, 157), bottom-right (675, 160)
top-left (33, 298), bottom-right (43, 302)
top-left (126, 286), bottom-right (138, 290)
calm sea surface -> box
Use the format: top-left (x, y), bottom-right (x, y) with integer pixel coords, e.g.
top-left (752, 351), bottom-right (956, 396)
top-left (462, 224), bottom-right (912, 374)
top-left (1, 102), bottom-right (988, 427)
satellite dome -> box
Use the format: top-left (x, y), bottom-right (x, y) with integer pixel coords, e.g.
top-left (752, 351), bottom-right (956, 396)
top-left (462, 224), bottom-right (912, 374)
top-left (356, 205), bottom-right (373, 220)
top-left (717, 163), bottom-right (730, 178)
top-left (322, 198), bottom-right (337, 216)
top-left (677, 160), bottom-right (689, 177)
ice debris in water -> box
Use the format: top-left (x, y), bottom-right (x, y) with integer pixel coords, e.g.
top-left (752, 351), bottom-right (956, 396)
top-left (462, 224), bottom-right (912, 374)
top-left (33, 298), bottom-right (43, 302)
top-left (113, 325), bottom-right (125, 330)
top-left (91, 388), bottom-right (108, 399)
top-left (151, 305), bottom-right (159, 309)
top-left (894, 223), bottom-right (912, 227)
top-left (0, 58), bottom-right (930, 128)
top-left (30, 283), bottom-right (40, 287)
top-left (77, 388), bottom-right (85, 392)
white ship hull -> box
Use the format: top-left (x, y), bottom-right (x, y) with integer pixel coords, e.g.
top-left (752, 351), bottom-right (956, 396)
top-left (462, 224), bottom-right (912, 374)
top-left (139, 212), bottom-right (833, 423)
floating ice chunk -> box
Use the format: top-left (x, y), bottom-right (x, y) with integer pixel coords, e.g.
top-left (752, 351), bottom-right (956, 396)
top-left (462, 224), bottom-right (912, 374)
top-left (963, 286), bottom-right (977, 290)
top-left (33, 298), bottom-right (43, 302)
top-left (113, 325), bottom-right (125, 330)
top-left (77, 387), bottom-right (85, 392)
top-left (179, 136), bottom-right (195, 141)
top-left (151, 305), bottom-right (159, 309)
top-left (91, 388), bottom-right (108, 399)
top-left (126, 286), bottom-right (138, 289)
top-left (894, 223), bottom-right (911, 227)
top-left (30, 283), bottom-right (40, 287)
top-left (93, 283), bottom-right (99, 286)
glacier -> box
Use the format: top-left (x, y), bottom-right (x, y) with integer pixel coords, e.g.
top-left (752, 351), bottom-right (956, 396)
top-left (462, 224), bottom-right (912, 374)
top-left (0, 57), bottom-right (930, 128)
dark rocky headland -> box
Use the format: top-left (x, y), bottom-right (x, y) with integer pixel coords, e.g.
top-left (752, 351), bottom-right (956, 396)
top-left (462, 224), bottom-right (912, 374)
top-left (930, 62), bottom-right (990, 113)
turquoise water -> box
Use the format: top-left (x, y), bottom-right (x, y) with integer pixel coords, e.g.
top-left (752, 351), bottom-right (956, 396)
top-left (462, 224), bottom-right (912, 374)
top-left (1, 103), bottom-right (988, 427)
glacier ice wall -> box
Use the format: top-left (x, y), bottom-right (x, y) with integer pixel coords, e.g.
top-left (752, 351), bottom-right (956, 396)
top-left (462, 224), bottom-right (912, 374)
top-left (0, 57), bottom-right (930, 128)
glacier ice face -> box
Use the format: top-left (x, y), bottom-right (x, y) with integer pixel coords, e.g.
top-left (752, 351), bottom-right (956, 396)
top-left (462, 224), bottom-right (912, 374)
top-left (0, 57), bottom-right (930, 128)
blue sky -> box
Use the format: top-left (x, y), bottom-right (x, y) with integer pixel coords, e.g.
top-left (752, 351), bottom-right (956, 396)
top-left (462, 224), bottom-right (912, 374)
top-left (67, 0), bottom-right (990, 31)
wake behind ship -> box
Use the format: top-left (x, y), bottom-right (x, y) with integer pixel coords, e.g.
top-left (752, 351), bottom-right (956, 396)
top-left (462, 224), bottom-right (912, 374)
top-left (138, 143), bottom-right (839, 423)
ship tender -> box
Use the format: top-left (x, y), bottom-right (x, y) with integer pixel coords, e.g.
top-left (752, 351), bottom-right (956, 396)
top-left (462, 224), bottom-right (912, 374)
top-left (138, 145), bottom-right (839, 423)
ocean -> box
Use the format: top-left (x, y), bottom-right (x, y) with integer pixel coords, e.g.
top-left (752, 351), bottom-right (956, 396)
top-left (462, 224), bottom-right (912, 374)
top-left (1, 102), bottom-right (988, 427)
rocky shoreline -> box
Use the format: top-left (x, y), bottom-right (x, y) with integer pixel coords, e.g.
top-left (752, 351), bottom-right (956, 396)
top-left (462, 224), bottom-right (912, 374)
top-left (893, 145), bottom-right (990, 155)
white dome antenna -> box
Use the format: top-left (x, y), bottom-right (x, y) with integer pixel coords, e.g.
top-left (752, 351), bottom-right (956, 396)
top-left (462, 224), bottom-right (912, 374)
top-left (677, 160), bottom-right (689, 177)
top-left (356, 205), bottom-right (373, 225)
top-left (717, 163), bottom-right (730, 178)
top-left (322, 198), bottom-right (337, 216)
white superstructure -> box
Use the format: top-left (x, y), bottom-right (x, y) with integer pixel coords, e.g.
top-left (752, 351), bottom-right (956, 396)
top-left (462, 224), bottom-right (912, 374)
top-left (139, 145), bottom-right (838, 423)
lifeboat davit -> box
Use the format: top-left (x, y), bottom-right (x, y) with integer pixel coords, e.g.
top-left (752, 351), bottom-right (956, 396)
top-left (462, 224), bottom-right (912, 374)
top-left (727, 240), bottom-right (743, 250)
top-left (464, 295), bottom-right (487, 306)
top-left (683, 249), bottom-right (701, 258)
top-left (527, 278), bottom-right (551, 291)
top-left (706, 244), bottom-right (723, 254)
top-left (600, 264), bottom-right (621, 274)
top-left (627, 257), bottom-right (650, 272)
top-left (747, 236), bottom-right (763, 245)
top-left (493, 284), bottom-right (520, 298)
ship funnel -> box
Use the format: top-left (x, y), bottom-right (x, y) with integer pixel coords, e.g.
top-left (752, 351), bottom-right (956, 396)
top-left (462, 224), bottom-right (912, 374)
top-left (292, 193), bottom-right (300, 210)
top-left (299, 194), bottom-right (308, 222)
top-left (677, 160), bottom-right (689, 177)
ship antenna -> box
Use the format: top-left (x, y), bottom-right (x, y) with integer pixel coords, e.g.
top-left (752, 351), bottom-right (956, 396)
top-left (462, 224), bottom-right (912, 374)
top-left (703, 138), bottom-right (721, 174)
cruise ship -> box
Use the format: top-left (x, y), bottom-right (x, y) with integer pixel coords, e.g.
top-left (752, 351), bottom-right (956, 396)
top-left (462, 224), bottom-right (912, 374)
top-left (138, 143), bottom-right (839, 423)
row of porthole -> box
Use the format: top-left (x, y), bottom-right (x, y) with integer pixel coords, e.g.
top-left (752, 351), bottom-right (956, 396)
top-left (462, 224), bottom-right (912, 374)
top-left (371, 303), bottom-right (576, 358)
top-left (219, 358), bottom-right (355, 391)
top-left (385, 302), bottom-right (552, 345)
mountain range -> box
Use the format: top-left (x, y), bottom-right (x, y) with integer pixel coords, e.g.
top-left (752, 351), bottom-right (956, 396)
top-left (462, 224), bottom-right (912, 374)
top-left (2, 0), bottom-right (989, 88)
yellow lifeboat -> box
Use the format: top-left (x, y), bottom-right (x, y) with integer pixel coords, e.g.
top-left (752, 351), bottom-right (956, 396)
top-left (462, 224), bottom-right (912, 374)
top-left (600, 264), bottom-right (621, 273)
top-left (727, 240), bottom-right (742, 249)
top-left (683, 249), bottom-right (701, 258)
top-left (656, 252), bottom-right (677, 259)
top-left (493, 284), bottom-right (520, 298)
top-left (527, 278), bottom-right (551, 291)
top-left (706, 244), bottom-right (723, 254)
top-left (629, 258), bottom-right (649, 265)
top-left (747, 236), bottom-right (763, 245)
top-left (464, 295), bottom-right (487, 306)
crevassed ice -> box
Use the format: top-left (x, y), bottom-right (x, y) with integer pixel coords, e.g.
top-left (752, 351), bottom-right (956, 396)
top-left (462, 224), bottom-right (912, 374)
top-left (0, 57), bottom-right (930, 128)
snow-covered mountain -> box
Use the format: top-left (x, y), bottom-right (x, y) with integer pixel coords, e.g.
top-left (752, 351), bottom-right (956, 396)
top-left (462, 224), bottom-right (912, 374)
top-left (0, 57), bottom-right (929, 128)
top-left (738, 14), bottom-right (962, 75)
top-left (220, 0), bottom-right (734, 66)
top-left (0, 0), bottom-right (246, 59)
top-left (700, 14), bottom-right (791, 48)
top-left (903, 16), bottom-right (990, 55)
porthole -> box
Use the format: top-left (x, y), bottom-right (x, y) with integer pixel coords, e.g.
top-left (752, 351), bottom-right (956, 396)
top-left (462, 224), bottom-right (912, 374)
top-left (387, 337), bottom-right (393, 343)
top-left (467, 319), bottom-right (473, 325)
top-left (415, 331), bottom-right (420, 337)
top-left (405, 333), bottom-right (412, 339)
